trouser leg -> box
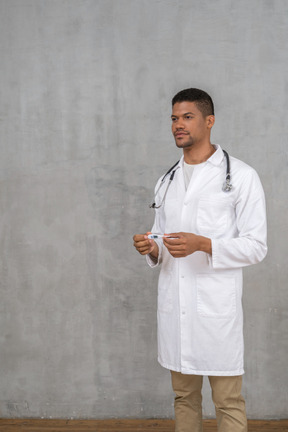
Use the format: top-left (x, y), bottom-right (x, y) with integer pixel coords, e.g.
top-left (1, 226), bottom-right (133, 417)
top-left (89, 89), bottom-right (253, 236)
top-left (208, 375), bottom-right (247, 432)
top-left (170, 371), bottom-right (203, 432)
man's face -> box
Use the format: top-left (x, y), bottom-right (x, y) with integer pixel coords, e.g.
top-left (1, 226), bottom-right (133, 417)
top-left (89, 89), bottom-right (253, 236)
top-left (171, 101), bottom-right (214, 149)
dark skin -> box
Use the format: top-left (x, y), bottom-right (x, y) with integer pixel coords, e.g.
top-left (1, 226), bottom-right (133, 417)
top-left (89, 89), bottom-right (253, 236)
top-left (133, 232), bottom-right (212, 259)
top-left (133, 101), bottom-right (214, 259)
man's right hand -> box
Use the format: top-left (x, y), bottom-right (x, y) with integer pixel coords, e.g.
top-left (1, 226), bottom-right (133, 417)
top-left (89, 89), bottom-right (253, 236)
top-left (133, 232), bottom-right (159, 258)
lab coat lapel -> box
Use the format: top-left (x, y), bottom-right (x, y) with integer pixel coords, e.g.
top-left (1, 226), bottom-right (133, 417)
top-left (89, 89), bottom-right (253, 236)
top-left (184, 162), bottom-right (214, 201)
top-left (174, 158), bottom-right (186, 200)
top-left (183, 146), bottom-right (225, 201)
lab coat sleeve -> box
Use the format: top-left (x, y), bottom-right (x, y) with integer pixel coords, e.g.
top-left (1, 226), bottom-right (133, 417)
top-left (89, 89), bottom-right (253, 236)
top-left (210, 169), bottom-right (268, 270)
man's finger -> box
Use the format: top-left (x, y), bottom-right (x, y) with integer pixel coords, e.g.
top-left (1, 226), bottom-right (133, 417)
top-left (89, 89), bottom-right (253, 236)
top-left (133, 234), bottom-right (146, 242)
top-left (164, 236), bottom-right (183, 246)
top-left (165, 232), bottom-right (182, 238)
top-left (134, 240), bottom-right (149, 249)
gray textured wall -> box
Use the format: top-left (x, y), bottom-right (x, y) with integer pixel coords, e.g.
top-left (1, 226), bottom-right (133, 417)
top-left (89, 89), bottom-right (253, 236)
top-left (0, 0), bottom-right (287, 420)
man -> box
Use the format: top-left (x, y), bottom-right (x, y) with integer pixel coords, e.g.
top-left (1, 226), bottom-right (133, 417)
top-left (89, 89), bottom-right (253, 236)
top-left (133, 88), bottom-right (267, 432)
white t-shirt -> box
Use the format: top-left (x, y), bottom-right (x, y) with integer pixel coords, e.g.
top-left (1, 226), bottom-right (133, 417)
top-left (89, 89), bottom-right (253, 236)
top-left (183, 161), bottom-right (205, 189)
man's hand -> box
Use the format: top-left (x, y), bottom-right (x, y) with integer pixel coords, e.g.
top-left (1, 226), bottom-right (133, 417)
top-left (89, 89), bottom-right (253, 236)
top-left (133, 232), bottom-right (159, 259)
top-left (163, 232), bottom-right (212, 258)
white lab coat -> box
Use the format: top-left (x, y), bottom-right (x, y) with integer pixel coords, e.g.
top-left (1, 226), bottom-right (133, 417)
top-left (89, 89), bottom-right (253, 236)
top-left (147, 145), bottom-right (267, 376)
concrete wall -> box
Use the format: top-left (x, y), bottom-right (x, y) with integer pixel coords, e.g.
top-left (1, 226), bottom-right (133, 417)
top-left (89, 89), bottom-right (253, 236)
top-left (0, 0), bottom-right (287, 419)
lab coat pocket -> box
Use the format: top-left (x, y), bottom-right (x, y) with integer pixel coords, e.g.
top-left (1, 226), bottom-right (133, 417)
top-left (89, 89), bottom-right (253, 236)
top-left (196, 274), bottom-right (236, 318)
top-left (197, 198), bottom-right (229, 236)
top-left (158, 271), bottom-right (173, 313)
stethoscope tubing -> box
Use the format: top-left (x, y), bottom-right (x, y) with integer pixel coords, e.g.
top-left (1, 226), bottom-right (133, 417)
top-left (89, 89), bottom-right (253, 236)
top-left (149, 150), bottom-right (232, 209)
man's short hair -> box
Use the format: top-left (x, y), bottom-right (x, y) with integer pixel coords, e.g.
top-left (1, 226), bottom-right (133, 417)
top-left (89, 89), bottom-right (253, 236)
top-left (172, 88), bottom-right (214, 117)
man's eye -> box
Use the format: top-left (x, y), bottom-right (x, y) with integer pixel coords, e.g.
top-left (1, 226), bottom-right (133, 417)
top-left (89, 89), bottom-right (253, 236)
top-left (185, 115), bottom-right (193, 119)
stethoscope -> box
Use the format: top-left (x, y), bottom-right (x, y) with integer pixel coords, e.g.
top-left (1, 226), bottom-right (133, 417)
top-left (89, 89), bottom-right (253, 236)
top-left (149, 150), bottom-right (232, 209)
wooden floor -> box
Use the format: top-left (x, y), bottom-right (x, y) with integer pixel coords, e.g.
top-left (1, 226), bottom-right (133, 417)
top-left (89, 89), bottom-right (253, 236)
top-left (0, 419), bottom-right (288, 432)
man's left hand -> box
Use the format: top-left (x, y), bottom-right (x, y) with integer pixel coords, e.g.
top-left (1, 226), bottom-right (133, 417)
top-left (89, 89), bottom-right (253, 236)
top-left (163, 232), bottom-right (212, 257)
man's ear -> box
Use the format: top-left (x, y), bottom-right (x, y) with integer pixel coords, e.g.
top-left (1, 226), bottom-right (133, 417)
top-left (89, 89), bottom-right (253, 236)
top-left (207, 115), bottom-right (215, 129)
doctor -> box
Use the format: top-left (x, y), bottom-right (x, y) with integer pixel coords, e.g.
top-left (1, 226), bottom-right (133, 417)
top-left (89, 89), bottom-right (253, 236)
top-left (133, 88), bottom-right (267, 432)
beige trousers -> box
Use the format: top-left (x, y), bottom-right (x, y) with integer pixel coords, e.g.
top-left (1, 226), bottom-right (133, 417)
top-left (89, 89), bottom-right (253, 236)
top-left (170, 371), bottom-right (247, 432)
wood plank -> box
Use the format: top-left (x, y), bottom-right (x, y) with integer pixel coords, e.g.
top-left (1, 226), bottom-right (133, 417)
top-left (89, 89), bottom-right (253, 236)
top-left (0, 419), bottom-right (174, 432)
top-left (0, 419), bottom-right (287, 432)
top-left (247, 420), bottom-right (288, 432)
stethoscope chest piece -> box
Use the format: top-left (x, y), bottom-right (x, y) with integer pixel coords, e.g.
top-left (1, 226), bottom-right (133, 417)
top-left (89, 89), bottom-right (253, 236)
top-left (222, 179), bottom-right (233, 192)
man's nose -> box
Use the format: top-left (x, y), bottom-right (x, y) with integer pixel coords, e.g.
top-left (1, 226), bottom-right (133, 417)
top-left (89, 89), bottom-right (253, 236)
top-left (176, 118), bottom-right (185, 129)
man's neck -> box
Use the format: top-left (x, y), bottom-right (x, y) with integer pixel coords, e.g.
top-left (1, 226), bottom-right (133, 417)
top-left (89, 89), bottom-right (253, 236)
top-left (183, 144), bottom-right (216, 165)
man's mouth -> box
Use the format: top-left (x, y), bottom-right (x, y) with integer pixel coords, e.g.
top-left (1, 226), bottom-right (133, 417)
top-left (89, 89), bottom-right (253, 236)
top-left (175, 132), bottom-right (188, 138)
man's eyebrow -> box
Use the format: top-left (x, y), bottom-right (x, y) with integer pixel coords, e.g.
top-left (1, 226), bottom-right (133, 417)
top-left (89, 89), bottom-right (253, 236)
top-left (171, 112), bottom-right (196, 118)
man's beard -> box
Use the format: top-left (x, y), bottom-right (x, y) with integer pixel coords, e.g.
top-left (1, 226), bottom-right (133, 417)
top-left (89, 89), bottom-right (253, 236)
top-left (174, 135), bottom-right (195, 149)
